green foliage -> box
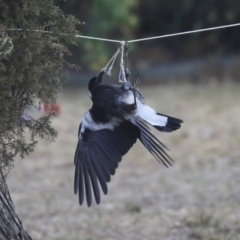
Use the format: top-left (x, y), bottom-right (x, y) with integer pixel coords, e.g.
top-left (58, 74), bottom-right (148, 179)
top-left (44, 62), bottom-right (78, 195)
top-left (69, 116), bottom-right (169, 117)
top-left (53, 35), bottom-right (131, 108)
top-left (55, 0), bottom-right (240, 67)
top-left (0, 0), bottom-right (79, 171)
top-left (55, 0), bottom-right (139, 70)
top-left (137, 0), bottom-right (240, 57)
top-left (84, 0), bottom-right (138, 69)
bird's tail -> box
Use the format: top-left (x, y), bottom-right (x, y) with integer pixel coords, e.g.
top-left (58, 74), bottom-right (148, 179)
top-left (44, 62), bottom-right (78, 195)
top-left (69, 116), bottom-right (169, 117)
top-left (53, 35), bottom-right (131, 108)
top-left (135, 105), bottom-right (183, 132)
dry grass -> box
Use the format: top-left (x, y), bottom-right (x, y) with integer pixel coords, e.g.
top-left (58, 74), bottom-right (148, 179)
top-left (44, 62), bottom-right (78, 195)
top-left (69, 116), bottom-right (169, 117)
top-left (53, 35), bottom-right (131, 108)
top-left (7, 82), bottom-right (240, 240)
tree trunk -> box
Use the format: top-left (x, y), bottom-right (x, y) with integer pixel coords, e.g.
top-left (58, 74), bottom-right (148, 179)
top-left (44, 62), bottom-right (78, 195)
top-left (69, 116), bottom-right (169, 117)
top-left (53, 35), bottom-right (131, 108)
top-left (0, 169), bottom-right (32, 240)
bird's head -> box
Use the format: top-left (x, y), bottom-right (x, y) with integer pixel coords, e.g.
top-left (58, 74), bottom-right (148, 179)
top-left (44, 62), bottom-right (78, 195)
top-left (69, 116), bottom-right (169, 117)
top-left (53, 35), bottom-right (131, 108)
top-left (88, 71), bottom-right (104, 92)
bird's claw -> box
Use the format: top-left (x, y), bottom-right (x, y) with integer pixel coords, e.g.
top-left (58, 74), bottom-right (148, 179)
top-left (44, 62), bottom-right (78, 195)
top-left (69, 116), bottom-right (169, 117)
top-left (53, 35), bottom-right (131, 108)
top-left (132, 78), bottom-right (140, 108)
top-left (133, 78), bottom-right (140, 89)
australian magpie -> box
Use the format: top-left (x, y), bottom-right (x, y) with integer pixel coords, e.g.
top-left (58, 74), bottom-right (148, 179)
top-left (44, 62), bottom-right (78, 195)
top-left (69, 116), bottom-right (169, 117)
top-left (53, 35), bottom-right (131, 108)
top-left (74, 71), bottom-right (183, 206)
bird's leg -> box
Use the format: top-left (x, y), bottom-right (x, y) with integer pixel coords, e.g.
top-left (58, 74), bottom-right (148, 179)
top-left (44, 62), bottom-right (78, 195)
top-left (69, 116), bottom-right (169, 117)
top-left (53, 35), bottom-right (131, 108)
top-left (134, 78), bottom-right (140, 89)
top-left (123, 41), bottom-right (131, 82)
top-left (132, 78), bottom-right (140, 108)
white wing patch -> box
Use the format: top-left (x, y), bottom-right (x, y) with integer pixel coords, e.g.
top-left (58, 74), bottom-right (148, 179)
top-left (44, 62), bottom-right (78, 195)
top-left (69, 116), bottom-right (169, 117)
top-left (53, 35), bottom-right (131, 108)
top-left (80, 112), bottom-right (121, 139)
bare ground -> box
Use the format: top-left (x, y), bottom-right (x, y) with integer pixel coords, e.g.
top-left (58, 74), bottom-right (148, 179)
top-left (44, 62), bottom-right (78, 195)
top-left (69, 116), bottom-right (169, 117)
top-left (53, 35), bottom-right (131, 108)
top-left (7, 82), bottom-right (240, 240)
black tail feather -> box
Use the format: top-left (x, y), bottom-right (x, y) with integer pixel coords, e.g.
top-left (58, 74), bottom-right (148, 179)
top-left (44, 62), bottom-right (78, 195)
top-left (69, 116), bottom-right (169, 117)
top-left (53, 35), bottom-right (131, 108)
top-left (153, 114), bottom-right (183, 133)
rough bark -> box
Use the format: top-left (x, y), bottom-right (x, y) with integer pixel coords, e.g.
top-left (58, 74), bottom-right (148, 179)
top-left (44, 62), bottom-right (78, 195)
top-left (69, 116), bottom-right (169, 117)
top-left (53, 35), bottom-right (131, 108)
top-left (0, 169), bottom-right (32, 240)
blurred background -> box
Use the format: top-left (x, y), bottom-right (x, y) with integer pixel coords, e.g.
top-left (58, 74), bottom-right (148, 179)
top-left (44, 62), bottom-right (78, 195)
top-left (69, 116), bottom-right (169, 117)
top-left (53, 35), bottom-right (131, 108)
top-left (8, 1), bottom-right (240, 239)
top-left (55, 0), bottom-right (240, 84)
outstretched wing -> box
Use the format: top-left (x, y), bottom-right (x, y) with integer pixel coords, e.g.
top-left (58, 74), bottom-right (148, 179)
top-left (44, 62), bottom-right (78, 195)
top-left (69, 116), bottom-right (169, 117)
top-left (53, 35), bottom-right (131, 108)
top-left (74, 120), bottom-right (139, 207)
top-left (131, 117), bottom-right (174, 168)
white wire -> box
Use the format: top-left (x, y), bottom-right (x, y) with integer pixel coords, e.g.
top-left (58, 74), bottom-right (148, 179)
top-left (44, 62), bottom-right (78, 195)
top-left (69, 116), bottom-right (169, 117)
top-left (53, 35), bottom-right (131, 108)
top-left (128, 23), bottom-right (240, 43)
top-left (6, 28), bottom-right (54, 34)
top-left (75, 34), bottom-right (121, 43)
top-left (5, 28), bottom-right (121, 43)
top-left (5, 23), bottom-right (240, 43)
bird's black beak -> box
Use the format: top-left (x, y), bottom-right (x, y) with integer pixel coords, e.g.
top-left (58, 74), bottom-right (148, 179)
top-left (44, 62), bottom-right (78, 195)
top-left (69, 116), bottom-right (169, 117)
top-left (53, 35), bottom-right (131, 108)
top-left (96, 70), bottom-right (104, 83)
top-left (88, 71), bottom-right (105, 91)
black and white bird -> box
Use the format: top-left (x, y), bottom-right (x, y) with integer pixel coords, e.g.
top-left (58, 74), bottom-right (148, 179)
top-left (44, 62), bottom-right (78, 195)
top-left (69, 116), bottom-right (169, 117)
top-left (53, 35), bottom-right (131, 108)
top-left (74, 71), bottom-right (183, 206)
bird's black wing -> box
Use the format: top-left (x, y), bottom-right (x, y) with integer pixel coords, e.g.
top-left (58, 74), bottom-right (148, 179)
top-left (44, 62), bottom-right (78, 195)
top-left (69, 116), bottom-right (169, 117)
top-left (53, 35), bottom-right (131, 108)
top-left (131, 117), bottom-right (174, 168)
top-left (74, 120), bottom-right (139, 207)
